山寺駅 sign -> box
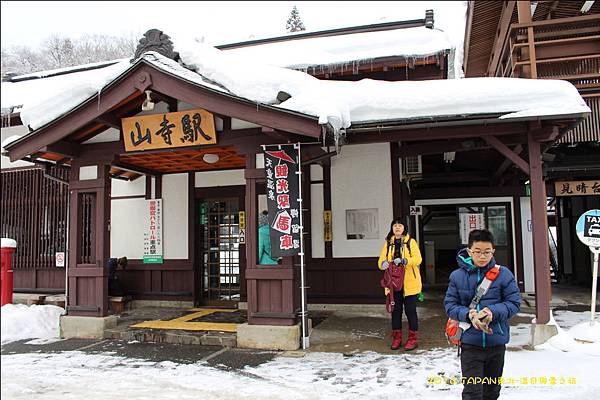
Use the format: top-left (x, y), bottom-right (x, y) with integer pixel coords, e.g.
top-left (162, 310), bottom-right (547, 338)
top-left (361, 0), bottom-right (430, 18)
top-left (122, 108), bottom-right (216, 152)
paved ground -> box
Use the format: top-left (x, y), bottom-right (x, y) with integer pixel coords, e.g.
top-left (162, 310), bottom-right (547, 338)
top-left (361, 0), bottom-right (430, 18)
top-left (4, 283), bottom-right (594, 370)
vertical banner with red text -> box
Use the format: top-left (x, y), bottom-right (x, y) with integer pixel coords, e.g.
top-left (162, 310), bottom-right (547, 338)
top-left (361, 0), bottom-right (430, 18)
top-left (263, 145), bottom-right (300, 258)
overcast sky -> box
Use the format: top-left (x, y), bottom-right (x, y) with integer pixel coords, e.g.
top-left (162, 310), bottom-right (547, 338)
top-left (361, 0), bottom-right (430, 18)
top-left (1, 1), bottom-right (467, 49)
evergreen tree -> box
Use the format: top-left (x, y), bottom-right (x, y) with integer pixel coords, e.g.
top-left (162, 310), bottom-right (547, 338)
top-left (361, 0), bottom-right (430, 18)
top-left (286, 5), bottom-right (306, 33)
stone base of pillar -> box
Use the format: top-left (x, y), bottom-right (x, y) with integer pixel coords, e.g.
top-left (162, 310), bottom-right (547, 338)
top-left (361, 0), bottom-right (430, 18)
top-left (530, 323), bottom-right (558, 347)
top-left (60, 315), bottom-right (117, 339)
top-left (237, 322), bottom-right (304, 350)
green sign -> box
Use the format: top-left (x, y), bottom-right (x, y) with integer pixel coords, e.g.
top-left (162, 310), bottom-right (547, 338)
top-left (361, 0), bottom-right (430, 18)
top-left (143, 255), bottom-right (164, 264)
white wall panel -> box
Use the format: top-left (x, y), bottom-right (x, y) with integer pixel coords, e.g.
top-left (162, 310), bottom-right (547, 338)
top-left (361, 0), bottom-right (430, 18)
top-left (111, 177), bottom-right (145, 197)
top-left (331, 143), bottom-right (393, 257)
top-left (195, 169), bottom-right (245, 187)
top-left (311, 183), bottom-right (325, 258)
top-left (163, 173), bottom-right (189, 259)
top-left (110, 198), bottom-right (146, 259)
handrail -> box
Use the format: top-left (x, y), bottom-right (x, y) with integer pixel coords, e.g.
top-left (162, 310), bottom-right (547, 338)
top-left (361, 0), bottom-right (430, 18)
top-left (508, 14), bottom-right (600, 30)
top-left (494, 14), bottom-right (600, 79)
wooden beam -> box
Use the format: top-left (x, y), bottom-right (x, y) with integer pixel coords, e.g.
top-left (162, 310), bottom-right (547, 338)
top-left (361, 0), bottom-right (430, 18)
top-left (95, 113), bottom-right (121, 129)
top-left (482, 135), bottom-right (529, 174)
top-left (492, 144), bottom-right (523, 181)
top-left (397, 139), bottom-right (488, 156)
top-left (347, 121), bottom-right (530, 144)
top-left (112, 160), bottom-right (161, 177)
top-left (488, 1), bottom-right (516, 77)
top-left (40, 140), bottom-right (80, 158)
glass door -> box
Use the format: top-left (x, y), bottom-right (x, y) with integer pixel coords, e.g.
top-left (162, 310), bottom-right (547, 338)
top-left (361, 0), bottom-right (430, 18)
top-left (199, 198), bottom-right (240, 307)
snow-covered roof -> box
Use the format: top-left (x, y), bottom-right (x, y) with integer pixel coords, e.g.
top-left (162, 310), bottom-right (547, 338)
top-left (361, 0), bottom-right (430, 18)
top-left (6, 39), bottom-right (591, 143)
top-left (1, 59), bottom-right (127, 115)
top-left (8, 59), bottom-right (126, 82)
top-left (218, 26), bottom-right (452, 72)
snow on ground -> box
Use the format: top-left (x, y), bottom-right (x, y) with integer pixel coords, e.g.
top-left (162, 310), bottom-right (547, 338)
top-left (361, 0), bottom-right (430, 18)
top-left (1, 304), bottom-right (65, 344)
top-left (2, 305), bottom-right (600, 399)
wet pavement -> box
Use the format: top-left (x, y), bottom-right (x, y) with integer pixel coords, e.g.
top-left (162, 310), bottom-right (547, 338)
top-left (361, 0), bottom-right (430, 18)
top-left (4, 283), bottom-right (596, 370)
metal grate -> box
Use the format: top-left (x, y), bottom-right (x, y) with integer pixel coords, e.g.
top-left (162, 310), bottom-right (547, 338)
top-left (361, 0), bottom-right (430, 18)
top-left (558, 97), bottom-right (600, 144)
top-left (78, 193), bottom-right (96, 264)
top-left (1, 167), bottom-right (69, 269)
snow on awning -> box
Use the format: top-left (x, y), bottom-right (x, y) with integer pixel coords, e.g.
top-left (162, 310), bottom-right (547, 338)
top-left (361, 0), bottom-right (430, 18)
top-left (220, 26), bottom-right (452, 72)
top-left (13, 40), bottom-right (590, 140)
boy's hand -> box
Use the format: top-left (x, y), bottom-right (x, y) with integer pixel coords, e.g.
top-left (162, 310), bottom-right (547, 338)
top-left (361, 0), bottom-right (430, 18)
top-left (477, 307), bottom-right (493, 325)
top-left (381, 261), bottom-right (390, 270)
top-left (468, 309), bottom-right (479, 328)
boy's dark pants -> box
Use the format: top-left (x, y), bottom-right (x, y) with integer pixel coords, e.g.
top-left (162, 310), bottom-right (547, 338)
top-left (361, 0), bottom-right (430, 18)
top-left (460, 344), bottom-right (506, 400)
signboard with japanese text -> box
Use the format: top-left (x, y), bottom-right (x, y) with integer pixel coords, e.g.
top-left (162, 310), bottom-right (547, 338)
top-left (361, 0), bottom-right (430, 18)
top-left (263, 144), bottom-right (300, 257)
top-left (459, 213), bottom-right (485, 245)
top-left (324, 210), bottom-right (332, 242)
top-left (143, 199), bottom-right (163, 264)
top-left (555, 180), bottom-right (600, 197)
top-left (122, 108), bottom-right (216, 152)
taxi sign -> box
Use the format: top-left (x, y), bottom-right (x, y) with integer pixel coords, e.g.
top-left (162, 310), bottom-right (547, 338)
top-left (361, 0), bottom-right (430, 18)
top-left (576, 209), bottom-right (600, 250)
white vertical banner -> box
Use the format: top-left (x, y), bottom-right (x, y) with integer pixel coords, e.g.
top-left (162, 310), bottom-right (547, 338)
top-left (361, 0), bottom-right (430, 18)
top-left (143, 199), bottom-right (163, 264)
top-left (460, 213), bottom-right (485, 244)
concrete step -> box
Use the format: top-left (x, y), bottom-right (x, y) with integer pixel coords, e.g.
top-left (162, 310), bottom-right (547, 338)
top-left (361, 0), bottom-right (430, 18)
top-left (104, 327), bottom-right (237, 347)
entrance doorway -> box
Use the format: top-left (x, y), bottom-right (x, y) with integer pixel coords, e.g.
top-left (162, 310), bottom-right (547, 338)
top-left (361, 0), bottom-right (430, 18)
top-left (197, 198), bottom-right (241, 307)
top-left (419, 202), bottom-right (513, 286)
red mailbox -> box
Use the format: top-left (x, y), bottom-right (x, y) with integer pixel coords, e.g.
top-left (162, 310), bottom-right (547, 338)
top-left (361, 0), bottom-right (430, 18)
top-left (1, 239), bottom-right (17, 306)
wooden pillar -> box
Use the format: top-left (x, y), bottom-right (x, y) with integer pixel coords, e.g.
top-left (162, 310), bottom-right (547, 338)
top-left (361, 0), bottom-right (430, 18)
top-left (67, 161), bottom-right (111, 317)
top-left (527, 131), bottom-right (551, 324)
top-left (517, 0), bottom-right (538, 79)
top-left (244, 149), bottom-right (298, 326)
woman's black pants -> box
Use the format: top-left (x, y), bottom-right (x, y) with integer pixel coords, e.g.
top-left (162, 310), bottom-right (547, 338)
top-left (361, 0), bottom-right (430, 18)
top-left (391, 290), bottom-right (418, 331)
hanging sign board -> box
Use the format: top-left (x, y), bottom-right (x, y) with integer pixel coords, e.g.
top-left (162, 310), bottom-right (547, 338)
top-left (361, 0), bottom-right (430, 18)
top-left (459, 213), bottom-right (485, 245)
top-left (576, 209), bottom-right (600, 326)
top-left (122, 108), bottom-right (216, 152)
top-left (576, 209), bottom-right (600, 250)
top-left (323, 210), bottom-right (332, 242)
top-left (143, 199), bottom-right (163, 264)
top-left (263, 144), bottom-right (301, 257)
top-left (410, 205), bottom-right (423, 216)
top-left (555, 180), bottom-right (600, 197)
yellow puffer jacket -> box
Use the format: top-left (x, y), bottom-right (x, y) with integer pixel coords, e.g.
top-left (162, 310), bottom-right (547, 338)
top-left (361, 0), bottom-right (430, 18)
top-left (377, 234), bottom-right (423, 297)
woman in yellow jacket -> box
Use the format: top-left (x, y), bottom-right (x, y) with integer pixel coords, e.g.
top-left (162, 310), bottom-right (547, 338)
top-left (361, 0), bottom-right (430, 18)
top-left (378, 217), bottom-right (423, 350)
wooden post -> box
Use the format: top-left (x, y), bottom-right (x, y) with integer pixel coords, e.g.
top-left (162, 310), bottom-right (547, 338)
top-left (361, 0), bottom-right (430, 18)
top-left (527, 130), bottom-right (551, 324)
top-left (243, 148), bottom-right (298, 326)
top-left (517, 0), bottom-right (537, 78)
top-left (67, 161), bottom-right (111, 317)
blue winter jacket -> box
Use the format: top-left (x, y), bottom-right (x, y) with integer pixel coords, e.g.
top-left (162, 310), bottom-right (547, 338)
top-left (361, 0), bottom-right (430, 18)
top-left (444, 248), bottom-right (521, 347)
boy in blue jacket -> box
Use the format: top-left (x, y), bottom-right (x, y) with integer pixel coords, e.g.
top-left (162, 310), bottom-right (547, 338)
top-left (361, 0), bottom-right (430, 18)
top-left (444, 229), bottom-right (521, 400)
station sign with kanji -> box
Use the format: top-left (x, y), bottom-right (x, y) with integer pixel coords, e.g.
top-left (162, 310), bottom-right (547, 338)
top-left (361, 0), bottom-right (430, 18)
top-left (122, 108), bottom-right (216, 152)
top-left (263, 144), bottom-right (300, 257)
top-left (555, 180), bottom-right (600, 197)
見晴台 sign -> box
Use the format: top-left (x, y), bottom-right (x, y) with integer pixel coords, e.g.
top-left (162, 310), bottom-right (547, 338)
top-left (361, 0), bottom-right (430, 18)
top-left (576, 209), bottom-right (600, 249)
top-left (555, 180), bottom-right (600, 197)
top-left (122, 108), bottom-right (216, 152)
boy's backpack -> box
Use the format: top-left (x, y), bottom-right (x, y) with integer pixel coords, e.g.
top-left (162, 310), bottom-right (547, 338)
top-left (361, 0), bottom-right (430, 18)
top-left (445, 264), bottom-right (501, 346)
